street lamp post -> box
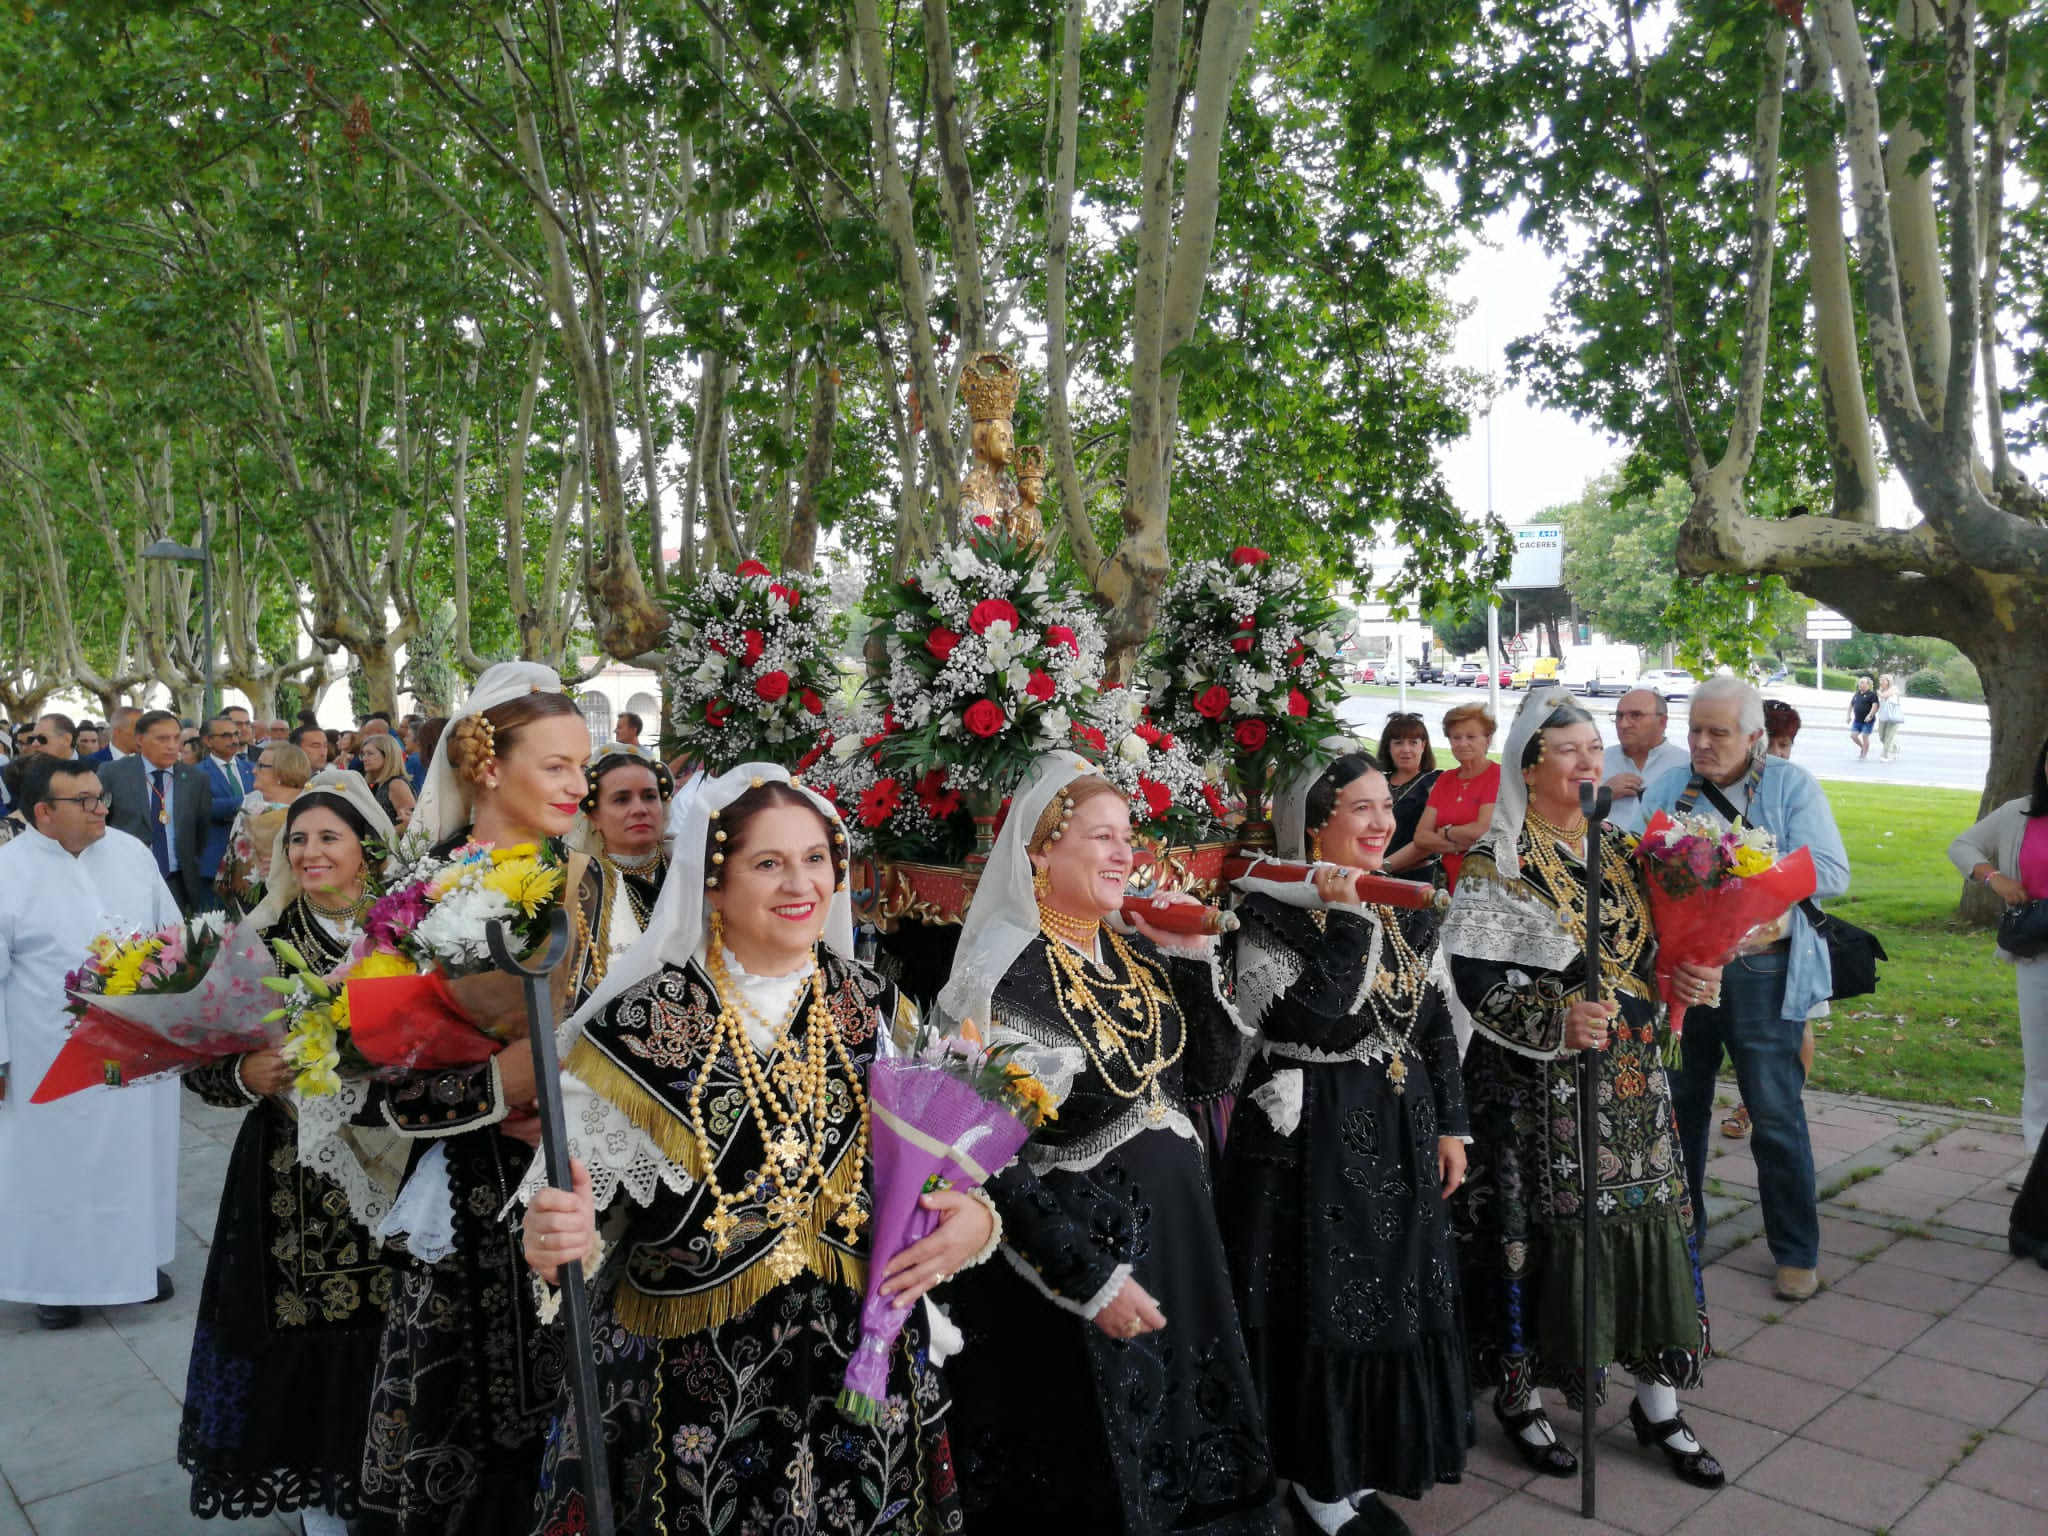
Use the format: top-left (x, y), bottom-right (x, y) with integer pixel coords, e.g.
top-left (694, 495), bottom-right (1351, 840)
top-left (142, 509), bottom-right (213, 720)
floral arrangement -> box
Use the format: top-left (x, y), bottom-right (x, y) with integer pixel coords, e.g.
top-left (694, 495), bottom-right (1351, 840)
top-left (1636, 810), bottom-right (1818, 1037)
top-left (268, 840), bottom-right (568, 1096)
top-left (663, 558), bottom-right (840, 774)
top-left (866, 523), bottom-right (1110, 807)
top-left (34, 916), bottom-right (280, 1102)
top-left (798, 702), bottom-right (968, 861)
top-left (840, 1024), bottom-right (1058, 1423)
top-left (1145, 546), bottom-right (1348, 814)
top-left (1088, 691), bottom-right (1235, 846)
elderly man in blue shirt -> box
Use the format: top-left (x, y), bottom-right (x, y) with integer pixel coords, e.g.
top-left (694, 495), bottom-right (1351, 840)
top-left (1636, 676), bottom-right (1850, 1303)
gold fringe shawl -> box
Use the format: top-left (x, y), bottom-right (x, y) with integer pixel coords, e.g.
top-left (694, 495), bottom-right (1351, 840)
top-left (563, 1034), bottom-right (870, 1337)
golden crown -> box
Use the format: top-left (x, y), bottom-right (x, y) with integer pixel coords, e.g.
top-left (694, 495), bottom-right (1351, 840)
top-left (1016, 444), bottom-right (1046, 480)
top-left (962, 351), bottom-right (1021, 423)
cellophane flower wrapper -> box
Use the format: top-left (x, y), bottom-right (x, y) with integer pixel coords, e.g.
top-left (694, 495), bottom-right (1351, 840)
top-left (36, 918), bottom-right (278, 1102)
top-left (1637, 810), bottom-right (1817, 1039)
top-left (837, 1053), bottom-right (1035, 1423)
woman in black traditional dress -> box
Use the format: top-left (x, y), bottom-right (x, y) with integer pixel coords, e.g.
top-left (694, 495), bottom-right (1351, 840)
top-left (1439, 689), bottom-right (1726, 1489)
top-left (1220, 753), bottom-right (1470, 1536)
top-left (179, 772), bottom-right (397, 1534)
top-left (520, 763), bottom-right (994, 1534)
top-left (356, 663), bottom-right (604, 1536)
top-left (936, 752), bottom-right (1279, 1536)
top-left (569, 741), bottom-right (673, 988)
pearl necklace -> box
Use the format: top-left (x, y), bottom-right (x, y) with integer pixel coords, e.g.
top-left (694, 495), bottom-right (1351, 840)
top-left (1041, 928), bottom-right (1184, 1126)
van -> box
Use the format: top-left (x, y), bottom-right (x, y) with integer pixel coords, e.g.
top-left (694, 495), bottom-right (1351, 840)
top-left (1559, 645), bottom-right (1642, 698)
top-left (1509, 656), bottom-right (1560, 690)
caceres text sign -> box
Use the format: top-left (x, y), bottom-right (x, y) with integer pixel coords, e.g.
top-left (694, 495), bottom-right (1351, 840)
top-left (1501, 523), bottom-right (1563, 590)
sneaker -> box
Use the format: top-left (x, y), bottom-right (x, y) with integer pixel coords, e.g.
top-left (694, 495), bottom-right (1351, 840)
top-left (1774, 1265), bottom-right (1821, 1301)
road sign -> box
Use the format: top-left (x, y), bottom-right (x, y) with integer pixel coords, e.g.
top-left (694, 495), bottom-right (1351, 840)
top-left (1502, 523), bottom-right (1564, 589)
top-left (1805, 606), bottom-right (1853, 641)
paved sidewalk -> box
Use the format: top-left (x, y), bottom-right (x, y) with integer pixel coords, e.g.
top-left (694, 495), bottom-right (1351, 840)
top-left (2, 1090), bottom-right (2043, 1535)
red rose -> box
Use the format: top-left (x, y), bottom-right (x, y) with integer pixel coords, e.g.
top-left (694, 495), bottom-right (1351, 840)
top-left (1231, 635), bottom-right (1256, 654)
top-left (969, 598), bottom-right (1022, 635)
top-left (963, 699), bottom-right (1008, 738)
top-left (705, 699), bottom-right (731, 728)
top-left (1025, 669), bottom-right (1056, 702)
top-left (1202, 783), bottom-right (1232, 822)
top-left (1134, 722), bottom-right (1162, 745)
top-left (972, 514), bottom-right (997, 530)
top-left (741, 629), bottom-right (765, 666)
top-left (753, 670), bottom-right (791, 702)
top-left (1045, 625), bottom-right (1079, 656)
top-left (1137, 776), bottom-right (1172, 822)
top-left (1194, 685), bottom-right (1232, 720)
top-left (1235, 719), bottom-right (1269, 750)
top-left (1071, 723), bottom-right (1107, 753)
top-left (1287, 640), bottom-right (1307, 668)
top-left (857, 777), bottom-right (902, 829)
top-left (1286, 687), bottom-right (1309, 718)
top-left (768, 582), bottom-right (800, 610)
top-left (801, 688), bottom-right (825, 716)
top-left (1230, 546), bottom-right (1268, 566)
top-left (736, 559), bottom-right (772, 578)
top-left (707, 637), bottom-right (728, 657)
top-left (927, 627), bottom-right (962, 662)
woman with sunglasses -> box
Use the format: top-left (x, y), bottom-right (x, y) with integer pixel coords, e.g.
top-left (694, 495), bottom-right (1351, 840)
top-left (1377, 713), bottom-right (1441, 879)
top-left (179, 773), bottom-right (398, 1535)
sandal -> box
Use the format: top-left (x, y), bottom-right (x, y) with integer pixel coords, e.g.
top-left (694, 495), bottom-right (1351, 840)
top-left (1628, 1399), bottom-right (1726, 1489)
top-left (1493, 1397), bottom-right (1578, 1478)
top-left (1721, 1104), bottom-right (1751, 1139)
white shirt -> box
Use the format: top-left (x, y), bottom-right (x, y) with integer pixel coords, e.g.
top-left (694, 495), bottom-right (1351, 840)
top-left (1604, 739), bottom-right (1689, 828)
top-left (0, 827), bottom-right (182, 1304)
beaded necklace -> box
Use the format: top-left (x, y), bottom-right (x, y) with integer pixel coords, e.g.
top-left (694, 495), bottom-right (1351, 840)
top-left (1519, 807), bottom-right (1653, 981)
top-left (1306, 901), bottom-right (1434, 1091)
top-left (689, 942), bottom-right (871, 1275)
top-left (1040, 925), bottom-right (1184, 1126)
top-left (277, 896), bottom-right (362, 973)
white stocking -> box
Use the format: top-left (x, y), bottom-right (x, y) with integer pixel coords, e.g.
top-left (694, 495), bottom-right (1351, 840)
top-left (1294, 1488), bottom-right (1357, 1536)
top-left (1504, 1384), bottom-right (1558, 1445)
top-left (301, 1510), bottom-right (350, 1536)
top-left (1634, 1381), bottom-right (1700, 1453)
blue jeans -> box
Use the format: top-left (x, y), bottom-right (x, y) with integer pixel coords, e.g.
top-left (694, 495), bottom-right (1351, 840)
top-left (1668, 949), bottom-right (1820, 1268)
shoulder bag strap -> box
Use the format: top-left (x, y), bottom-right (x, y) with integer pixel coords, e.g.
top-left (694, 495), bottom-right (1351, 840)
top-left (1699, 762), bottom-right (1827, 927)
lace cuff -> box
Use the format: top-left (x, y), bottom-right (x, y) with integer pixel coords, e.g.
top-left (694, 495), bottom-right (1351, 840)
top-left (297, 1077), bottom-right (408, 1230)
top-left (533, 1235), bottom-right (609, 1326)
top-left (1002, 1248), bottom-right (1133, 1320)
top-left (509, 1069), bottom-right (693, 1214)
top-left (956, 1185), bottom-right (1003, 1270)
top-left (1248, 1068), bottom-right (1304, 1136)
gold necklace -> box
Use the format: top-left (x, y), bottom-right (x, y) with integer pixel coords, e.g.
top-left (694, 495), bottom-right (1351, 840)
top-left (1036, 898), bottom-right (1103, 957)
top-left (303, 888), bottom-right (369, 922)
top-left (1362, 906), bottom-right (1431, 1093)
top-left (1042, 929), bottom-right (1184, 1125)
top-left (1516, 819), bottom-right (1653, 986)
top-left (689, 945), bottom-right (871, 1268)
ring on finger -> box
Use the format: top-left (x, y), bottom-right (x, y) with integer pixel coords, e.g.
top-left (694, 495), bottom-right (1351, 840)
top-left (1123, 1318), bottom-right (1142, 1337)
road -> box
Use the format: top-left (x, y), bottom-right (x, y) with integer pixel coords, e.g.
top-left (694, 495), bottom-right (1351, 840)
top-left (1335, 684), bottom-right (1993, 795)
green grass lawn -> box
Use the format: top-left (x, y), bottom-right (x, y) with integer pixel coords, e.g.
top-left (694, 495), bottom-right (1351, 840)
top-left (1806, 781), bottom-right (2022, 1115)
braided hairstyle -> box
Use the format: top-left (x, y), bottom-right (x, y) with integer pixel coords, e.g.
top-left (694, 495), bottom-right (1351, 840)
top-left (446, 691), bottom-right (583, 786)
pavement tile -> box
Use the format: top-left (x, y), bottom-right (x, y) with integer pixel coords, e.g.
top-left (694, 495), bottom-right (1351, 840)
top-left (1523, 1429), bottom-right (1722, 1535)
top-left (0, 1481), bottom-right (29, 1536)
top-left (1666, 1484), bottom-right (1867, 1536)
top-left (1800, 1392), bottom-right (1978, 1476)
top-left (1806, 1119), bottom-right (1895, 1153)
top-left (1735, 1438), bottom-right (1933, 1530)
top-left (1862, 1354), bottom-right (2036, 1427)
top-left (1939, 1199), bottom-right (2017, 1237)
top-left (1988, 1254), bottom-right (2048, 1296)
top-left (1829, 1257), bottom-right (1980, 1313)
top-left (0, 1369), bottom-right (180, 1505)
top-left (1904, 1315), bottom-right (2048, 1384)
top-left (1713, 1243), bottom-right (1860, 1286)
top-left (1458, 1428), bottom-right (1542, 1492)
top-left (1894, 1480), bottom-right (2046, 1536)
top-left (1881, 1235), bottom-right (2014, 1283)
top-left (1706, 1154), bottom-right (1760, 1190)
top-left (1686, 1357), bottom-right (1841, 1434)
top-left (1701, 1263), bottom-right (1797, 1320)
top-left (21, 1458), bottom-right (223, 1536)
top-left (1453, 1494), bottom-right (1632, 1536)
top-left (1832, 1182), bottom-right (1953, 1224)
top-left (1703, 1307), bottom-right (1764, 1353)
top-left (1789, 1290), bottom-right (1937, 1351)
top-left (1814, 1212), bottom-right (1897, 1256)
top-left (1951, 1282), bottom-right (2048, 1340)
top-left (1874, 1159), bottom-right (1994, 1198)
top-left (1390, 1474), bottom-right (1511, 1534)
top-left (1949, 1430), bottom-right (2048, 1509)
top-left (1728, 1321), bottom-right (1892, 1389)
top-left (1919, 1130), bottom-right (2031, 1176)
top-left (2001, 1388), bottom-right (2048, 1445)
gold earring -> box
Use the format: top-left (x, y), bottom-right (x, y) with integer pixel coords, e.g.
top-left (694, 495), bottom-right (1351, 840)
top-left (709, 908), bottom-right (725, 946)
top-left (1032, 867), bottom-right (1050, 897)
top-left (1308, 832), bottom-right (1323, 862)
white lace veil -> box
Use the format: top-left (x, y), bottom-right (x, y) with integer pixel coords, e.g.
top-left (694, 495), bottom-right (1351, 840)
top-left (243, 768), bottom-right (398, 931)
top-left (1485, 685), bottom-right (1590, 882)
top-left (934, 750), bottom-right (1100, 1034)
top-left (556, 761), bottom-right (856, 1042)
top-left (410, 660), bottom-right (567, 848)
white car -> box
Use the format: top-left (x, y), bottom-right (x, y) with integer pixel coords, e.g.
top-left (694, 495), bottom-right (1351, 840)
top-left (1640, 668), bottom-right (1698, 701)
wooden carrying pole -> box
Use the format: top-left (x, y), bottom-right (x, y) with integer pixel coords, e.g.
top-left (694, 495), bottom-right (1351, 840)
top-left (487, 912), bottom-right (616, 1536)
top-left (1575, 780), bottom-right (1612, 1520)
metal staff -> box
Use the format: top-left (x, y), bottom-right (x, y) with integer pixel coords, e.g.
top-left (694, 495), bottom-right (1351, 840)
top-left (1576, 779), bottom-right (1613, 1520)
top-left (488, 912), bottom-right (616, 1536)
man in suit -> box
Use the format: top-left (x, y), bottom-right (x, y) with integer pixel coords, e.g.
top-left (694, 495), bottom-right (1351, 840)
top-left (86, 706), bottom-right (141, 765)
top-left (289, 721), bottom-right (330, 773)
top-left (101, 710), bottom-right (213, 913)
top-left (223, 705), bottom-right (263, 766)
top-left (195, 715), bottom-right (254, 891)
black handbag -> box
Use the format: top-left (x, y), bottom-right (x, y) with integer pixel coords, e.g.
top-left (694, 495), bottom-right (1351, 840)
top-left (1800, 899), bottom-right (1888, 1000)
top-left (1999, 899), bottom-right (2048, 961)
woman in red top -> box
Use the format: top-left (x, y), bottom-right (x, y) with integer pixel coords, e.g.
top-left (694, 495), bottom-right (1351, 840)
top-left (1413, 702), bottom-right (1500, 890)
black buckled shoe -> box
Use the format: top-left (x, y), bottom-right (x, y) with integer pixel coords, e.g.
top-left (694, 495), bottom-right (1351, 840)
top-left (1628, 1398), bottom-right (1726, 1489)
top-left (1337, 1492), bottom-right (1414, 1535)
top-left (1493, 1397), bottom-right (1578, 1478)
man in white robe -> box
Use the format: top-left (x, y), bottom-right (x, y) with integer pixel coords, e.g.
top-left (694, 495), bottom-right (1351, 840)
top-left (0, 757), bottom-right (182, 1328)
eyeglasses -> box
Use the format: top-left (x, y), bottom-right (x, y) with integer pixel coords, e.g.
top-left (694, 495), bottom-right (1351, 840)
top-left (42, 793), bottom-right (111, 811)
top-left (22, 733), bottom-right (54, 746)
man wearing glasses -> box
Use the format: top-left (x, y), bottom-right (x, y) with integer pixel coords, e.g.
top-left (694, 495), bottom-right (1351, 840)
top-left (196, 716), bottom-right (255, 906)
top-left (1607, 688), bottom-right (1689, 833)
top-left (103, 710), bottom-right (215, 914)
top-left (20, 713), bottom-right (79, 763)
top-left (0, 756), bottom-right (184, 1328)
